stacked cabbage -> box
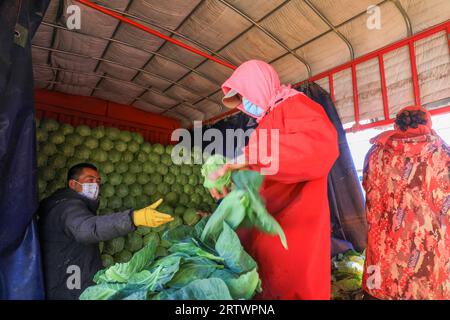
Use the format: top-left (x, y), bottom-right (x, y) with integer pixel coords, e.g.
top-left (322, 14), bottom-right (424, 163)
top-left (331, 250), bottom-right (365, 300)
top-left (36, 118), bottom-right (217, 265)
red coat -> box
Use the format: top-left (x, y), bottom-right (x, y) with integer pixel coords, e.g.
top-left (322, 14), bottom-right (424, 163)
top-left (239, 93), bottom-right (339, 300)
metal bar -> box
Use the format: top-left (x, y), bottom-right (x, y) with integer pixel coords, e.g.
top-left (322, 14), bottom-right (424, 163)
top-left (270, 0), bottom-right (391, 66)
top-left (351, 64), bottom-right (360, 125)
top-left (303, 21), bottom-right (450, 84)
top-left (131, 0), bottom-right (207, 105)
top-left (47, 13), bottom-right (60, 91)
top-left (345, 119), bottom-right (394, 133)
top-left (162, 0), bottom-right (292, 97)
top-left (388, 0), bottom-right (413, 37)
top-left (32, 44), bottom-right (219, 107)
top-left (205, 21), bottom-right (450, 127)
top-left (304, 0), bottom-right (354, 60)
top-left (408, 41), bottom-right (421, 106)
top-left (32, 62), bottom-right (207, 117)
top-left (206, 20), bottom-right (449, 126)
top-left (41, 21), bottom-right (221, 86)
top-left (218, 0), bottom-right (312, 77)
top-left (131, 0), bottom-right (205, 80)
top-left (89, 0), bottom-right (133, 96)
top-left (329, 73), bottom-right (335, 102)
top-left (344, 105), bottom-right (450, 133)
top-left (378, 54), bottom-right (390, 120)
top-left (75, 0), bottom-right (236, 70)
top-left (36, 77), bottom-right (200, 123)
top-left (76, 1), bottom-right (235, 66)
top-left (34, 63), bottom-right (223, 121)
top-left (447, 23), bottom-right (450, 49)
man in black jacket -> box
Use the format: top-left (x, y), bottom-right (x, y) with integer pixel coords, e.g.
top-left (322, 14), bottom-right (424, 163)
top-left (38, 163), bottom-right (173, 300)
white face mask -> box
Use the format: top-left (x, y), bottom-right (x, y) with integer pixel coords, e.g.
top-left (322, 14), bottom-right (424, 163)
top-left (74, 181), bottom-right (99, 200)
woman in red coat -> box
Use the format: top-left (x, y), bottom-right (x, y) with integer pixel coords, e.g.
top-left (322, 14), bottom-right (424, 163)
top-left (209, 60), bottom-right (339, 299)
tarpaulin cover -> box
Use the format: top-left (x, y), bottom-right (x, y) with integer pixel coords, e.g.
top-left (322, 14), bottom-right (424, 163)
top-left (199, 112), bottom-right (257, 158)
top-left (297, 82), bottom-right (367, 254)
top-left (0, 0), bottom-right (50, 300)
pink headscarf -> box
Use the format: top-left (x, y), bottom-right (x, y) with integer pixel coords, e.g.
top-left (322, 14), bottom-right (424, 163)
top-left (221, 60), bottom-right (300, 122)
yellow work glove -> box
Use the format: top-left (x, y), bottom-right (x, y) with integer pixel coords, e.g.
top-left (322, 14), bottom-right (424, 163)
top-left (133, 199), bottom-right (174, 227)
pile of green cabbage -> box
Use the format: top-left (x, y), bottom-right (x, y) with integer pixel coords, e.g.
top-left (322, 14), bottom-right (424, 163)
top-left (331, 250), bottom-right (365, 300)
top-left (36, 118), bottom-right (217, 265)
top-left (80, 170), bottom-right (287, 300)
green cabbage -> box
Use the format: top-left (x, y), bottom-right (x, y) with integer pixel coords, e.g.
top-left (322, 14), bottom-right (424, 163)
top-left (201, 154), bottom-right (232, 191)
top-left (75, 125), bottom-right (91, 137)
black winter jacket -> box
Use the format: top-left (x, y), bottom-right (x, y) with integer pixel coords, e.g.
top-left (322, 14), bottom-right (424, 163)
top-left (37, 188), bottom-right (135, 300)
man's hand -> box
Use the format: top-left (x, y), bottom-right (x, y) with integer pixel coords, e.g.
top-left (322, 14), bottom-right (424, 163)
top-left (197, 211), bottom-right (211, 218)
top-left (133, 199), bottom-right (174, 227)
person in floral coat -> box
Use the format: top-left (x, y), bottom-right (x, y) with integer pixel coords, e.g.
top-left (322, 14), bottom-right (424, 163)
top-left (362, 106), bottom-right (449, 300)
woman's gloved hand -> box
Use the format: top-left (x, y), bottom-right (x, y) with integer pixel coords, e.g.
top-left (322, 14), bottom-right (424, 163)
top-left (208, 158), bottom-right (248, 200)
top-left (133, 199), bottom-right (174, 227)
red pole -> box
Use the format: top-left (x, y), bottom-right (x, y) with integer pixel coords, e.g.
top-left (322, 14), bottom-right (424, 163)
top-left (301, 21), bottom-right (449, 86)
top-left (408, 42), bottom-right (421, 106)
top-left (351, 64), bottom-right (360, 126)
top-left (75, 0), bottom-right (236, 70)
top-left (378, 54), bottom-right (390, 120)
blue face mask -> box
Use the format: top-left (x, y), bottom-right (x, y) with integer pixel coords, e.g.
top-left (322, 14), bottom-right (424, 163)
top-left (242, 98), bottom-right (264, 118)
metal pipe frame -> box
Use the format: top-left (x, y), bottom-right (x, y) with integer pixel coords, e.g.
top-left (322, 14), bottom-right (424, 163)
top-left (40, 1), bottom-right (448, 131)
top-left (161, 0), bottom-right (292, 114)
top-left (40, 21), bottom-right (221, 86)
top-left (218, 0), bottom-right (312, 77)
top-left (89, 1), bottom-right (134, 96)
top-left (270, 0), bottom-right (390, 65)
top-left (32, 62), bottom-right (208, 120)
top-left (130, 0), bottom-right (207, 106)
top-left (32, 44), bottom-right (221, 109)
top-left (36, 77), bottom-right (194, 125)
top-left (388, 0), bottom-right (413, 37)
top-left (75, 0), bottom-right (236, 69)
top-left (208, 20), bottom-right (450, 127)
top-left (303, 0), bottom-right (354, 60)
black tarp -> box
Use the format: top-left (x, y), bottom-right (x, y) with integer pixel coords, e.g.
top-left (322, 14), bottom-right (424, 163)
top-left (297, 83), bottom-right (367, 254)
top-left (0, 0), bottom-right (50, 299)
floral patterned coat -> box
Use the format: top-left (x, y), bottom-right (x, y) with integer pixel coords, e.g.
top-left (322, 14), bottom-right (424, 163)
top-left (362, 132), bottom-right (449, 300)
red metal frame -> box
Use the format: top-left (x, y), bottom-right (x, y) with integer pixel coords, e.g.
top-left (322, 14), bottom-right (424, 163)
top-left (351, 64), bottom-right (360, 127)
top-left (71, 2), bottom-right (450, 132)
top-left (408, 41), bottom-right (421, 106)
top-left (75, 0), bottom-right (237, 70)
top-left (378, 54), bottom-right (389, 120)
top-left (345, 105), bottom-right (450, 133)
top-left (34, 89), bottom-right (180, 144)
top-left (302, 21), bottom-right (450, 133)
top-left (205, 21), bottom-right (450, 128)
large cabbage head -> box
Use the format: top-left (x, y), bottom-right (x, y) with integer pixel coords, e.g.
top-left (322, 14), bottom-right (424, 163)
top-left (103, 237), bottom-right (125, 255)
top-left (125, 233), bottom-right (143, 253)
top-left (41, 118), bottom-right (60, 132)
top-left (201, 154), bottom-right (232, 191)
top-left (91, 126), bottom-right (105, 139)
